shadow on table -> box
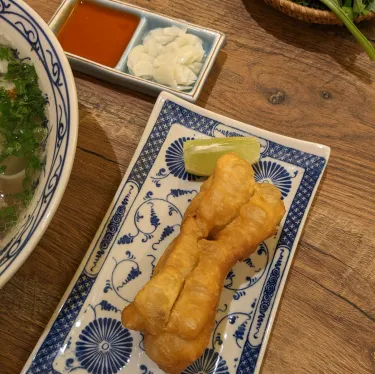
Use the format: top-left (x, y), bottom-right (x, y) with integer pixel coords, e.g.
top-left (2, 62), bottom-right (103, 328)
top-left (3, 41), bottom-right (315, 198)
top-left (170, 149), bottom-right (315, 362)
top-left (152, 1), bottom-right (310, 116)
top-left (75, 72), bottom-right (156, 105)
top-left (0, 102), bottom-right (126, 373)
top-left (242, 0), bottom-right (374, 85)
top-left (44, 101), bottom-right (124, 272)
top-left (37, 101), bottom-right (124, 283)
top-left (198, 51), bottom-right (228, 108)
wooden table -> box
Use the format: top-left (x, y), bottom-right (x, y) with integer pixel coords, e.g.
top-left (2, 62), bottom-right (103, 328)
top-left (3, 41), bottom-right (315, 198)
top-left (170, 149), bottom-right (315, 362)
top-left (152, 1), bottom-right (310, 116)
top-left (1, 0), bottom-right (375, 373)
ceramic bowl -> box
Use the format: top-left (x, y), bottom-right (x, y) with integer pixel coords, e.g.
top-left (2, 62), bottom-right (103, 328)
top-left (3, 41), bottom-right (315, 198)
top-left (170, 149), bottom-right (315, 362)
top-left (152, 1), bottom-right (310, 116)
top-left (0, 0), bottom-right (78, 287)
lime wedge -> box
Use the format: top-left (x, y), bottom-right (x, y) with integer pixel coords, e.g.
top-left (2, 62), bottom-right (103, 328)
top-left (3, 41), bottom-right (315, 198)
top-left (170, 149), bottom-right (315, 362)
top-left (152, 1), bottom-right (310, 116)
top-left (184, 137), bottom-right (260, 176)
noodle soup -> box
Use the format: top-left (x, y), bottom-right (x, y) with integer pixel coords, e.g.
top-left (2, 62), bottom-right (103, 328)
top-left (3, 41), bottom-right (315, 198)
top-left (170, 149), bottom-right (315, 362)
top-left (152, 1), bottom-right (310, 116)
top-left (0, 35), bottom-right (47, 238)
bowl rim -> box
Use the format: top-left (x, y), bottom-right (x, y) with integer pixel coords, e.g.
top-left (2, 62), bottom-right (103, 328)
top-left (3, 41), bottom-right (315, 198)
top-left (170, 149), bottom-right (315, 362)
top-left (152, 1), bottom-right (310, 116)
top-left (0, 0), bottom-right (79, 288)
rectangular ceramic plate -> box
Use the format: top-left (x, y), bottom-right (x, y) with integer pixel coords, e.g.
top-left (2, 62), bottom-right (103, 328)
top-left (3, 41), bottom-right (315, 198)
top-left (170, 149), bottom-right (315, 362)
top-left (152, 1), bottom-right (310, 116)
top-left (49, 0), bottom-right (225, 102)
top-left (23, 92), bottom-right (330, 374)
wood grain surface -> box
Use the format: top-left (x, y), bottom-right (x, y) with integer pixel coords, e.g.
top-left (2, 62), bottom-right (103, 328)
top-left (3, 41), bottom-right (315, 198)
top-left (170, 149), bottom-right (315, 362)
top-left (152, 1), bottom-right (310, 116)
top-left (1, 0), bottom-right (375, 373)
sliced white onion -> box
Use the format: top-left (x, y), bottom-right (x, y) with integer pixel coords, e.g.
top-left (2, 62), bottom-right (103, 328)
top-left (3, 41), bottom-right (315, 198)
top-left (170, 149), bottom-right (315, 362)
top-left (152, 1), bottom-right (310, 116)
top-left (0, 80), bottom-right (15, 91)
top-left (153, 53), bottom-right (176, 68)
top-left (164, 41), bottom-right (179, 54)
top-left (154, 63), bottom-right (177, 88)
top-left (195, 43), bottom-right (205, 62)
top-left (163, 26), bottom-right (186, 37)
top-left (175, 36), bottom-right (189, 48)
top-left (149, 28), bottom-right (176, 45)
top-left (127, 26), bottom-right (205, 89)
top-left (174, 64), bottom-right (197, 85)
top-left (132, 60), bottom-right (154, 79)
top-left (0, 60), bottom-right (8, 75)
top-left (175, 44), bottom-right (203, 65)
top-left (188, 62), bottom-right (203, 75)
top-left (144, 36), bottom-right (165, 57)
top-left (183, 34), bottom-right (203, 46)
top-left (127, 45), bottom-right (146, 71)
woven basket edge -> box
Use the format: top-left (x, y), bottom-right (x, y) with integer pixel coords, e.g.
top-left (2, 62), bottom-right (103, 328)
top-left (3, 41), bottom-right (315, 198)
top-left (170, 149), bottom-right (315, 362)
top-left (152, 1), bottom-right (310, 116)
top-left (264, 0), bottom-right (375, 25)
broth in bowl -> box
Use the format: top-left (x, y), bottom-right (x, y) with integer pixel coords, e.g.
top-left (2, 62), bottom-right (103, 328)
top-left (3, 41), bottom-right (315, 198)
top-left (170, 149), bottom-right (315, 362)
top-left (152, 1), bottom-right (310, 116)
top-left (0, 35), bottom-right (46, 238)
top-left (0, 0), bottom-right (78, 287)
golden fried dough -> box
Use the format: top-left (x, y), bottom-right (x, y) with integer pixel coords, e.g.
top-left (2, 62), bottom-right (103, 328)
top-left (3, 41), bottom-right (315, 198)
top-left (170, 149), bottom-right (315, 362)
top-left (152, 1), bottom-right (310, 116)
top-left (214, 183), bottom-right (286, 259)
top-left (184, 152), bottom-right (256, 237)
top-left (163, 241), bottom-right (226, 340)
top-left (122, 216), bottom-right (202, 335)
top-left (122, 153), bottom-right (285, 373)
top-left (122, 153), bottom-right (256, 335)
top-left (144, 322), bottom-right (215, 374)
top-left (165, 183), bottom-right (285, 341)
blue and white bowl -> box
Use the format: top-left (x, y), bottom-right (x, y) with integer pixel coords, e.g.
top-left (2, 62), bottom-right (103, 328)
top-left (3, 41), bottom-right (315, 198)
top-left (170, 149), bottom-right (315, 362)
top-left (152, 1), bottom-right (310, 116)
top-left (0, 0), bottom-right (78, 287)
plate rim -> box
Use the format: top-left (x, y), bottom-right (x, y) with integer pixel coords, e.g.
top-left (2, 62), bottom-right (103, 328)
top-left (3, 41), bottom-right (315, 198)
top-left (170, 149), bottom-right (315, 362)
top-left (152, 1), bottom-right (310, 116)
top-left (22, 90), bottom-right (330, 373)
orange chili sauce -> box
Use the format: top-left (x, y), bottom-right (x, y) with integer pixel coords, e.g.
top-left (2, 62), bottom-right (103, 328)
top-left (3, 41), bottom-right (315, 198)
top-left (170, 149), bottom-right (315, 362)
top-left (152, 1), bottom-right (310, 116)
top-left (57, 1), bottom-right (140, 67)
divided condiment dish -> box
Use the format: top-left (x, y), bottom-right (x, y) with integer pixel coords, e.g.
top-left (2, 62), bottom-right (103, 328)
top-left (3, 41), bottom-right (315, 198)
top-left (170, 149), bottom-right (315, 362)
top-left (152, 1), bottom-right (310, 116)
top-left (49, 0), bottom-right (225, 102)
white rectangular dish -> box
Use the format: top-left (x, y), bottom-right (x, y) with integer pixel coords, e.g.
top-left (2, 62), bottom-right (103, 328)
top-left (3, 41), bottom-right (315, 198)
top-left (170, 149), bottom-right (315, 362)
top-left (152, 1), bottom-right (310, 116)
top-left (23, 92), bottom-right (330, 374)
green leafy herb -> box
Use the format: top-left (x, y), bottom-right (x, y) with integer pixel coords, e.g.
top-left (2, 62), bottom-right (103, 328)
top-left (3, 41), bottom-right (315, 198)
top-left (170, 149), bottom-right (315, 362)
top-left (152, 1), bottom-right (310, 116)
top-left (342, 0), bottom-right (354, 18)
top-left (0, 206), bottom-right (17, 220)
top-left (353, 0), bottom-right (367, 17)
top-left (0, 46), bottom-right (15, 61)
top-left (320, 0), bottom-right (375, 60)
top-left (291, 0), bottom-right (375, 60)
top-left (0, 46), bottom-right (46, 230)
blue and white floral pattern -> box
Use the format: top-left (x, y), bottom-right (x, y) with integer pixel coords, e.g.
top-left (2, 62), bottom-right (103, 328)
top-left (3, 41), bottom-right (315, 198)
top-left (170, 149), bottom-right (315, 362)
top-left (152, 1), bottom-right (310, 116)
top-left (225, 243), bottom-right (269, 291)
top-left (253, 160), bottom-right (293, 199)
top-left (165, 137), bottom-right (197, 181)
top-left (76, 318), bottom-right (132, 374)
top-left (183, 349), bottom-right (229, 374)
top-left (25, 95), bottom-right (329, 374)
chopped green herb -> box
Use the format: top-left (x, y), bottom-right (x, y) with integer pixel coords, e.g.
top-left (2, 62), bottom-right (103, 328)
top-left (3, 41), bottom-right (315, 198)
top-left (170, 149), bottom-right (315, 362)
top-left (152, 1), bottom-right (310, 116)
top-left (0, 46), bottom-right (15, 61)
top-left (0, 205), bottom-right (17, 219)
top-left (0, 46), bottom-right (46, 231)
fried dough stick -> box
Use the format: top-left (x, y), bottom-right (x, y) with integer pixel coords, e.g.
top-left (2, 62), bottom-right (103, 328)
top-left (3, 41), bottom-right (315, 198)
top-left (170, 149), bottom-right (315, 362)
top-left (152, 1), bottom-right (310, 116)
top-left (122, 217), bottom-right (201, 334)
top-left (144, 183), bottom-right (285, 373)
top-left (122, 153), bottom-right (256, 335)
top-left (183, 152), bottom-right (256, 237)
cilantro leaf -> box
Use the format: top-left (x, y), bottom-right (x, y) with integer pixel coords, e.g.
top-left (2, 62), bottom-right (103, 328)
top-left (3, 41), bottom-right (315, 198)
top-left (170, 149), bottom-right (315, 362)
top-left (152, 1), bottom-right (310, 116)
top-left (0, 46), bottom-right (15, 61)
top-left (0, 46), bottom-right (47, 233)
top-left (290, 0), bottom-right (375, 61)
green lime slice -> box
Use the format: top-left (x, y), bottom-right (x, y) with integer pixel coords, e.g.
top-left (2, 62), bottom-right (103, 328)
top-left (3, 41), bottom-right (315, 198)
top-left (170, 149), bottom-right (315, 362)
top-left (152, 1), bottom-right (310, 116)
top-left (183, 137), bottom-right (260, 177)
